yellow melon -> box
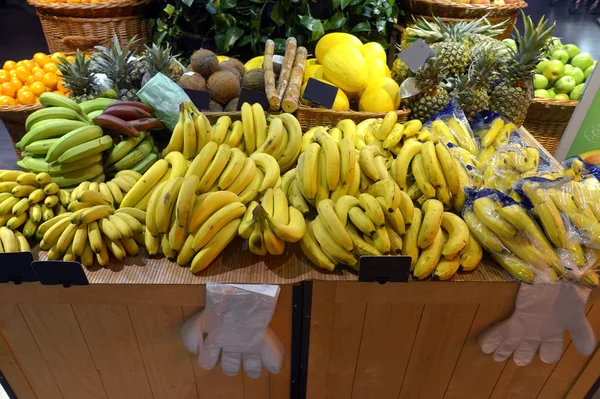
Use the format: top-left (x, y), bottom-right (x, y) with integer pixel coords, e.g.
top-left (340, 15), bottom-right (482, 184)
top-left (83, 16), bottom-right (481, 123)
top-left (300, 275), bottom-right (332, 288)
top-left (244, 56), bottom-right (264, 71)
top-left (366, 58), bottom-right (391, 80)
top-left (322, 44), bottom-right (368, 94)
top-left (362, 42), bottom-right (387, 64)
top-left (315, 33), bottom-right (363, 64)
top-left (306, 58), bottom-right (319, 67)
top-left (359, 77), bottom-right (400, 112)
top-left (301, 78), bottom-right (350, 111)
top-left (303, 64), bottom-right (324, 84)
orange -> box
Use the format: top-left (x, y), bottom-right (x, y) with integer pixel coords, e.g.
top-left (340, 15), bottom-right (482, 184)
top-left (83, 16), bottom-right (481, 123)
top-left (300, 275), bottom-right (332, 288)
top-left (0, 96), bottom-right (17, 106)
top-left (17, 88), bottom-right (35, 105)
top-left (0, 70), bottom-right (9, 84)
top-left (66, 56), bottom-right (76, 63)
top-left (1, 82), bottom-right (17, 98)
top-left (42, 72), bottom-right (58, 90)
top-left (35, 97), bottom-right (40, 104)
top-left (56, 80), bottom-right (68, 93)
top-left (30, 81), bottom-right (46, 97)
top-left (9, 70), bottom-right (16, 79)
top-left (43, 63), bottom-right (58, 74)
top-left (31, 66), bottom-right (43, 74)
top-left (33, 53), bottom-right (50, 67)
top-left (26, 76), bottom-right (35, 86)
top-left (50, 52), bottom-right (66, 64)
top-left (2, 60), bottom-right (16, 71)
top-left (10, 77), bottom-right (22, 90)
top-left (16, 60), bottom-right (30, 70)
top-left (23, 60), bottom-right (35, 70)
top-left (15, 66), bottom-right (31, 83)
top-left (33, 71), bottom-right (44, 82)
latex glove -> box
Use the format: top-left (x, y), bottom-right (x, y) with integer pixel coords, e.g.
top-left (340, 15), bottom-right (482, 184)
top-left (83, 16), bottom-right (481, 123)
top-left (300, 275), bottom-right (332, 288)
top-left (181, 284), bottom-right (285, 378)
top-left (479, 282), bottom-right (596, 366)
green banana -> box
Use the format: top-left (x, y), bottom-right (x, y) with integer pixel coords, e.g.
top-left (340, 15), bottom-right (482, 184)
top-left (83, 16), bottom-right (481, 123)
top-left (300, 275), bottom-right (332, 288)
top-left (86, 110), bottom-right (103, 120)
top-left (39, 92), bottom-right (85, 118)
top-left (49, 163), bottom-right (104, 188)
top-left (46, 125), bottom-right (104, 162)
top-left (130, 150), bottom-right (159, 174)
top-left (80, 98), bottom-right (116, 114)
top-left (17, 119), bottom-right (89, 149)
top-left (25, 107), bottom-right (88, 131)
top-left (56, 136), bottom-right (113, 164)
top-left (18, 154), bottom-right (103, 175)
top-left (24, 138), bottom-right (59, 156)
top-left (104, 132), bottom-right (147, 167)
top-left (113, 136), bottom-right (154, 170)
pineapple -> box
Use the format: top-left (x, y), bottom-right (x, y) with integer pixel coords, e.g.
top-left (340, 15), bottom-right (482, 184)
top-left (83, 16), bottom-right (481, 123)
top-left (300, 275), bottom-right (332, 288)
top-left (408, 57), bottom-right (450, 123)
top-left (490, 15), bottom-right (554, 126)
top-left (141, 42), bottom-right (183, 86)
top-left (454, 44), bottom-right (507, 119)
top-left (92, 35), bottom-right (141, 101)
top-left (56, 50), bottom-right (97, 103)
top-left (391, 56), bottom-right (412, 86)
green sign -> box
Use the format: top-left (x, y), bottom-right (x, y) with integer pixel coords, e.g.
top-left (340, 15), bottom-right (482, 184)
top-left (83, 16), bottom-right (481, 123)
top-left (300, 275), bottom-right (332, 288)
top-left (566, 87), bottom-right (600, 161)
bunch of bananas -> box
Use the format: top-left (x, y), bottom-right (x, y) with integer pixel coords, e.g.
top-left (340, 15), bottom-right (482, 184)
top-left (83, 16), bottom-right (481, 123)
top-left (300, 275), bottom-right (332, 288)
top-left (239, 187), bottom-right (306, 256)
top-left (145, 185), bottom-right (246, 273)
top-left (69, 171), bottom-right (142, 209)
top-left (0, 170), bottom-right (72, 241)
top-left (105, 133), bottom-right (158, 176)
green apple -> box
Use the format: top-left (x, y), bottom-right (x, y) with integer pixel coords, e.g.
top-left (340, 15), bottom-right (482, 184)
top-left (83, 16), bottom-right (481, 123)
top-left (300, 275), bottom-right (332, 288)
top-left (571, 53), bottom-right (594, 71)
top-left (570, 83), bottom-right (585, 100)
top-left (554, 93), bottom-right (570, 101)
top-left (535, 89), bottom-right (551, 98)
top-left (565, 67), bottom-right (585, 85)
top-left (564, 64), bottom-right (574, 73)
top-left (548, 88), bottom-right (556, 97)
top-left (536, 59), bottom-right (549, 74)
top-left (563, 44), bottom-right (581, 60)
top-left (555, 75), bottom-right (576, 94)
top-left (552, 49), bottom-right (570, 64)
top-left (543, 60), bottom-right (565, 81)
top-left (585, 65), bottom-right (595, 80)
top-left (533, 74), bottom-right (549, 89)
top-left (551, 37), bottom-right (563, 47)
top-left (502, 38), bottom-right (516, 51)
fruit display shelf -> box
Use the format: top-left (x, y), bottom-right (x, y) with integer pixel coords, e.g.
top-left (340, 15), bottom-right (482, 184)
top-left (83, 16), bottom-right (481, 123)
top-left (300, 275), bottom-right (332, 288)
top-left (524, 97), bottom-right (578, 154)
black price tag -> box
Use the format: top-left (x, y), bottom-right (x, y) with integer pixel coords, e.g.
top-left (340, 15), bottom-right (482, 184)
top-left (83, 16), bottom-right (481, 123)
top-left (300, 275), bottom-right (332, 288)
top-left (237, 88), bottom-right (270, 111)
top-left (0, 252), bottom-right (37, 284)
top-left (183, 89), bottom-right (211, 111)
top-left (32, 261), bottom-right (89, 288)
top-left (303, 78), bottom-right (338, 109)
top-left (398, 39), bottom-right (436, 73)
top-left (358, 256), bottom-right (411, 284)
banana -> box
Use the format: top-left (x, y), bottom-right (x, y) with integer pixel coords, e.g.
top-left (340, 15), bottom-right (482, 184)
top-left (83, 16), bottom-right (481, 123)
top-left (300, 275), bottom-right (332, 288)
top-left (300, 143), bottom-right (319, 200)
top-left (104, 181), bottom-right (123, 205)
top-left (379, 196), bottom-right (406, 235)
top-left (462, 208), bottom-right (505, 253)
top-left (336, 119), bottom-right (358, 145)
top-left (121, 159), bottom-right (170, 208)
top-left (312, 216), bottom-right (357, 267)
top-left (0, 196), bottom-right (19, 215)
top-left (300, 221), bottom-right (337, 271)
top-left (0, 171), bottom-right (20, 182)
top-left (276, 114), bottom-right (303, 171)
top-left (251, 152), bottom-right (280, 193)
top-left (6, 213), bottom-right (27, 230)
top-left (459, 235), bottom-right (482, 272)
top-left (334, 195), bottom-right (360, 225)
top-left (338, 138), bottom-right (356, 186)
top-left (238, 201), bottom-right (258, 239)
top-left (372, 226), bottom-right (391, 254)
top-left (272, 188), bottom-right (288, 225)
top-left (42, 204), bottom-right (54, 222)
top-left (80, 97), bottom-right (116, 114)
top-left (191, 201), bottom-right (245, 250)
top-left (432, 257), bottom-right (460, 280)
top-left (104, 132), bottom-right (147, 167)
top-left (359, 193), bottom-right (385, 227)
top-left (14, 231), bottom-right (30, 252)
top-left (25, 107), bottom-right (88, 131)
top-left (225, 120), bottom-right (244, 148)
top-left (12, 184), bottom-right (37, 198)
top-left (198, 144), bottom-right (231, 193)
top-left (374, 156), bottom-right (390, 181)
top-left (348, 207), bottom-right (376, 236)
top-left (386, 226), bottom-right (403, 254)
top-left (71, 224), bottom-right (88, 257)
top-left (96, 183), bottom-right (113, 206)
top-left (413, 228), bottom-right (444, 280)
top-left (472, 197), bottom-right (518, 240)
top-left (0, 227), bottom-right (18, 252)
top-left (103, 235), bottom-right (126, 260)
top-left (43, 216), bottom-right (71, 246)
top-left (317, 199), bottom-right (353, 251)
top-left (289, 179), bottom-right (310, 214)
top-left (420, 141), bottom-right (445, 189)
top-left (382, 123), bottom-right (405, 150)
top-left (182, 108), bottom-right (197, 159)
top-left (161, 233), bottom-right (176, 259)
top-left (345, 223), bottom-right (381, 257)
top-left (16, 173), bottom-right (39, 187)
top-left (239, 167), bottom-right (263, 204)
top-left (217, 148), bottom-right (245, 190)
top-left (0, 182), bottom-right (18, 194)
top-left (249, 219), bottom-right (267, 255)
top-left (56, 222), bottom-right (78, 253)
top-left (281, 169), bottom-right (296, 197)
top-left (190, 218), bottom-right (241, 273)
top-left (241, 103), bottom-right (256, 154)
top-left (366, 179), bottom-right (399, 213)
top-left (481, 117), bottom-right (504, 148)
top-left (257, 205), bottom-right (306, 243)
top-left (56, 135), bottom-right (113, 164)
top-left (72, 205), bottom-right (113, 225)
top-left (453, 162), bottom-right (470, 213)
top-left (211, 116), bottom-right (231, 145)
top-left (187, 191), bottom-right (241, 233)
top-left (435, 143), bottom-right (460, 195)
top-left (23, 218), bottom-right (37, 238)
top-left (11, 198), bottom-right (30, 216)
top-left (45, 125), bottom-right (104, 163)
top-left (162, 110), bottom-right (184, 156)
top-left (0, 193), bottom-right (12, 204)
top-left (440, 212), bottom-right (469, 259)
top-left (376, 111), bottom-right (397, 141)
top-left (430, 120), bottom-right (457, 145)
top-left (36, 212), bottom-right (71, 238)
top-left (185, 142), bottom-right (219, 181)
top-left (411, 154), bottom-right (436, 198)
top-left (176, 235), bottom-right (196, 265)
top-left (418, 199), bottom-right (444, 248)
top-left (156, 177), bottom-right (184, 233)
top-left (360, 145), bottom-right (386, 181)
top-left (113, 136), bottom-right (155, 171)
top-left (117, 236), bottom-right (138, 257)
top-left (78, 189), bottom-right (112, 206)
top-left (145, 180), bottom-right (168, 237)
top-left (314, 130), bottom-right (340, 191)
top-left (17, 119), bottom-right (89, 149)
top-left (315, 151), bottom-right (329, 205)
top-left (107, 214), bottom-right (133, 239)
top-left (263, 224), bottom-right (285, 255)
top-left (144, 231), bottom-right (161, 256)
top-left (223, 156), bottom-right (255, 195)
top-left (193, 111), bottom-right (210, 153)
top-left (174, 175), bottom-right (198, 228)
top-left (447, 118), bottom-right (477, 155)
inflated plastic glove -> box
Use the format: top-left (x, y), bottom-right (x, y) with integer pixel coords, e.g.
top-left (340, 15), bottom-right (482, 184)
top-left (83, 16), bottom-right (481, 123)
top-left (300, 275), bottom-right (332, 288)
top-left (479, 282), bottom-right (596, 366)
top-left (181, 284), bottom-right (285, 378)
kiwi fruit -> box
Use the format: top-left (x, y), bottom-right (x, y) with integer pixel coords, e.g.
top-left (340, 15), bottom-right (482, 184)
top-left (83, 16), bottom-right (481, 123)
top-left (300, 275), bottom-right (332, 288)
top-left (220, 58), bottom-right (245, 78)
top-left (241, 69), bottom-right (265, 92)
top-left (207, 71), bottom-right (241, 105)
top-left (178, 72), bottom-right (206, 91)
top-left (224, 98), bottom-right (239, 112)
top-left (209, 100), bottom-right (224, 112)
top-left (190, 49), bottom-right (219, 78)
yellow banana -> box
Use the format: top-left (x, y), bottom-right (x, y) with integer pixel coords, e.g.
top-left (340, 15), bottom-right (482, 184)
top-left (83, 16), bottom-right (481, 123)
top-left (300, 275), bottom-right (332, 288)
top-left (198, 144), bottom-right (231, 193)
top-left (250, 152), bottom-right (280, 193)
top-left (165, 151), bottom-right (189, 178)
top-left (155, 177), bottom-right (184, 233)
top-left (56, 222), bottom-right (78, 253)
top-left (14, 231), bottom-right (30, 252)
top-left (121, 159), bottom-right (170, 208)
top-left (462, 209), bottom-right (505, 253)
top-left (241, 103), bottom-right (256, 154)
top-left (72, 224), bottom-right (88, 257)
top-left (447, 117), bottom-right (477, 155)
top-left (192, 202), bottom-right (246, 250)
top-left (432, 257), bottom-right (460, 280)
top-left (413, 228), bottom-right (444, 280)
top-left (218, 148), bottom-right (246, 190)
top-left (473, 197), bottom-right (518, 240)
top-left (190, 218), bottom-right (240, 273)
top-left (312, 216), bottom-right (357, 268)
top-left (359, 193), bottom-right (385, 227)
top-left (226, 157), bottom-right (256, 195)
top-left (440, 212), bottom-right (469, 259)
top-left (412, 154), bottom-right (436, 198)
top-left (314, 130), bottom-right (340, 191)
top-left (317, 199), bottom-right (353, 251)
top-left (182, 108), bottom-right (197, 159)
top-left (459, 235), bottom-right (482, 272)
top-left (417, 199), bottom-right (444, 249)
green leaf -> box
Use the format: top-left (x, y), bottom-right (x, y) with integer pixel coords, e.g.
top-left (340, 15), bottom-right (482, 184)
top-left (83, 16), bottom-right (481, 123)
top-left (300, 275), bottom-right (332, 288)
top-left (206, 2), bottom-right (219, 15)
top-left (238, 35), bottom-right (253, 47)
top-left (271, 1), bottom-right (285, 26)
top-left (273, 38), bottom-right (287, 53)
top-left (215, 33), bottom-right (226, 53)
top-left (223, 26), bottom-right (244, 52)
top-left (181, 0), bottom-right (194, 7)
top-left (164, 4), bottom-right (176, 17)
top-left (323, 11), bottom-right (346, 30)
top-left (340, 0), bottom-right (351, 9)
top-left (214, 13), bottom-right (236, 31)
top-left (220, 0), bottom-right (237, 9)
top-left (157, 31), bottom-right (168, 46)
top-left (310, 20), bottom-right (324, 41)
top-left (375, 19), bottom-right (386, 32)
top-left (332, 0), bottom-right (340, 8)
top-left (351, 22), bottom-right (371, 32)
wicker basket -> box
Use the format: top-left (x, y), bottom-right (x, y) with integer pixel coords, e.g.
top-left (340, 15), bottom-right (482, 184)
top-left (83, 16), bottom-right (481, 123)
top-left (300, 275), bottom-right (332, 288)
top-left (27, 0), bottom-right (151, 54)
top-left (401, 0), bottom-right (528, 39)
top-left (296, 107), bottom-right (411, 131)
top-left (0, 105), bottom-right (44, 160)
top-left (523, 98), bottom-right (578, 155)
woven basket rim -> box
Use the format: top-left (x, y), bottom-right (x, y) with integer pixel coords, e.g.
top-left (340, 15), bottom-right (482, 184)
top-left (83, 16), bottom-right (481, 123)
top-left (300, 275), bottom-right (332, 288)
top-left (297, 106), bottom-right (410, 116)
top-left (0, 104), bottom-right (43, 113)
top-left (36, 10), bottom-right (145, 21)
top-left (27, 0), bottom-right (151, 11)
top-left (531, 97), bottom-right (578, 107)
top-left (406, 0), bottom-right (527, 11)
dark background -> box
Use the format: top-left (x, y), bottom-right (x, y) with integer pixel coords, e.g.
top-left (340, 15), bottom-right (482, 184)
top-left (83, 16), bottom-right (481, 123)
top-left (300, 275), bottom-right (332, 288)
top-left (0, 0), bottom-right (599, 169)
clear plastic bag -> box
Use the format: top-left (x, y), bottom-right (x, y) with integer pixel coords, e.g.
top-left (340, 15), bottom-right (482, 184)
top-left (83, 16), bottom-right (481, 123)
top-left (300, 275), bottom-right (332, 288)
top-left (424, 99), bottom-right (480, 155)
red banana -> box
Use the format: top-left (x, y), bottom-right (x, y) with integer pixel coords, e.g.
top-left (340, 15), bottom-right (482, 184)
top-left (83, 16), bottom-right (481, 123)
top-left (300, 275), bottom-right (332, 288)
top-left (104, 101), bottom-right (154, 114)
top-left (102, 105), bottom-right (152, 120)
top-left (93, 114), bottom-right (140, 137)
top-left (129, 118), bottom-right (165, 131)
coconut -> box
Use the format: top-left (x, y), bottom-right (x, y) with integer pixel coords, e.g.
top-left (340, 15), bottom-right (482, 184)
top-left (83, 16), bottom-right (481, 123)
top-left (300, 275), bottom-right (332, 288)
top-left (220, 58), bottom-right (245, 77)
top-left (208, 71), bottom-right (241, 105)
top-left (219, 65), bottom-right (241, 79)
top-left (178, 72), bottom-right (207, 91)
top-left (224, 98), bottom-right (239, 112)
top-left (209, 100), bottom-right (224, 112)
top-left (241, 69), bottom-right (265, 92)
top-left (190, 49), bottom-right (219, 78)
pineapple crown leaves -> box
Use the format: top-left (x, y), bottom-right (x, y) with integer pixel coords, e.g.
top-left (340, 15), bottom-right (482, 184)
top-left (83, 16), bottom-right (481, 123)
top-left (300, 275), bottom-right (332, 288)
top-left (467, 43), bottom-right (509, 86)
top-left (415, 57), bottom-right (448, 91)
top-left (92, 34), bottom-right (140, 89)
top-left (469, 15), bottom-right (510, 38)
top-left (55, 50), bottom-right (96, 96)
top-left (143, 42), bottom-right (180, 75)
